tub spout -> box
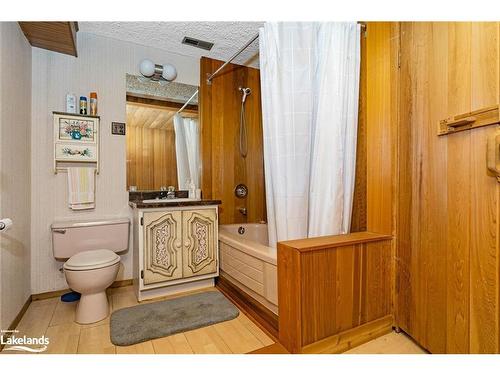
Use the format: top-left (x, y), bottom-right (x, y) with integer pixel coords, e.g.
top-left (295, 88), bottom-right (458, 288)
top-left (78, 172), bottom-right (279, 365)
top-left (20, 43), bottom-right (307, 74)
top-left (238, 207), bottom-right (247, 216)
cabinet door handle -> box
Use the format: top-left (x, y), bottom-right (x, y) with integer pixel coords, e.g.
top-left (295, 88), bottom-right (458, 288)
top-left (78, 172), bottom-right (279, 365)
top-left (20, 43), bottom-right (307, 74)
top-left (184, 240), bottom-right (191, 248)
top-left (175, 239), bottom-right (182, 249)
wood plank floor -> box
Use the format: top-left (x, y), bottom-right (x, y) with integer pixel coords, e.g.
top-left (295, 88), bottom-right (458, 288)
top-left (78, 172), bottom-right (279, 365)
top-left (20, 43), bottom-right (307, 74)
top-left (343, 331), bottom-right (428, 354)
top-left (1, 285), bottom-right (426, 355)
top-left (1, 286), bottom-right (274, 354)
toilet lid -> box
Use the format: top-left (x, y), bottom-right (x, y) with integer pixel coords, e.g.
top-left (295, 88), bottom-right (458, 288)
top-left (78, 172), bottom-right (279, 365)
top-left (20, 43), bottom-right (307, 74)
top-left (64, 249), bottom-right (120, 271)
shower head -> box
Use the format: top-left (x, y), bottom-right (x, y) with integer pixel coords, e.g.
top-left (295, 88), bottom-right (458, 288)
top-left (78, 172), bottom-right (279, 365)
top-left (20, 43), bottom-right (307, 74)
top-left (239, 87), bottom-right (251, 103)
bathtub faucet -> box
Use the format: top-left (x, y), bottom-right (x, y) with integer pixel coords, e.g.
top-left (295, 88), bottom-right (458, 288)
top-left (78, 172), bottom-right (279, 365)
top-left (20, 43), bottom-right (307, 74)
top-left (238, 207), bottom-right (247, 216)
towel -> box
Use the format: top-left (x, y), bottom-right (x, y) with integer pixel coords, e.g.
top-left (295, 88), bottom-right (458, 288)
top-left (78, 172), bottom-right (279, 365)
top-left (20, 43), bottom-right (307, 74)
top-left (67, 167), bottom-right (96, 210)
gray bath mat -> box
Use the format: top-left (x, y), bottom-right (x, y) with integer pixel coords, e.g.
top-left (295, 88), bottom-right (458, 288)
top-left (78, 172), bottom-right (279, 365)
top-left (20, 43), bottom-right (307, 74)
top-left (110, 290), bottom-right (239, 346)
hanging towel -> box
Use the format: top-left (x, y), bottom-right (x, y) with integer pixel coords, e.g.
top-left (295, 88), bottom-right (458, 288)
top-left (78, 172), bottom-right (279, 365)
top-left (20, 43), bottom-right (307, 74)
top-left (67, 167), bottom-right (96, 210)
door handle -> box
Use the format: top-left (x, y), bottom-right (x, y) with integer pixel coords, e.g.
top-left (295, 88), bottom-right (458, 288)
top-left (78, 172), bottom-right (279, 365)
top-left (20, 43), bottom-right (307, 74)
top-left (53, 229), bottom-right (66, 234)
top-left (487, 130), bottom-right (500, 182)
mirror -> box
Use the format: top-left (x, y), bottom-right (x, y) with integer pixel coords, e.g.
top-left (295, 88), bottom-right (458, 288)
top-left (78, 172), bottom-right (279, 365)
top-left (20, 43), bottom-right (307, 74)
top-left (125, 74), bottom-right (200, 192)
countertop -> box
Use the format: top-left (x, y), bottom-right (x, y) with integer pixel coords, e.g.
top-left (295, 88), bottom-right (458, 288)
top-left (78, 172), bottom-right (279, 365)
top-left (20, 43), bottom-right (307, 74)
top-left (129, 199), bottom-right (222, 209)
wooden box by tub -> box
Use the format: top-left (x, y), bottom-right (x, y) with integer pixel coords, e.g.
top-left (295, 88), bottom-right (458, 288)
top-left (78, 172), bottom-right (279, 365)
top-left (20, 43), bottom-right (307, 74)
top-left (277, 231), bottom-right (393, 353)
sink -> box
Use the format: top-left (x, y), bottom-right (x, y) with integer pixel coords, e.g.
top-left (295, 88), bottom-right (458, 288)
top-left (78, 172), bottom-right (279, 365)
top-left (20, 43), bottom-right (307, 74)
top-left (142, 198), bottom-right (201, 204)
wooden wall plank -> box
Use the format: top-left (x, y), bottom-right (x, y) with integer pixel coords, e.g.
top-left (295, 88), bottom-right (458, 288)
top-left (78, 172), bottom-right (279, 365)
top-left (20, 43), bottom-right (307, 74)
top-left (446, 22), bottom-right (472, 354)
top-left (366, 22), bottom-right (395, 235)
top-left (351, 31), bottom-right (368, 232)
top-left (396, 22), bottom-right (415, 337)
top-left (469, 22), bottom-right (499, 354)
top-left (361, 241), bottom-right (392, 323)
top-left (277, 246), bottom-right (302, 353)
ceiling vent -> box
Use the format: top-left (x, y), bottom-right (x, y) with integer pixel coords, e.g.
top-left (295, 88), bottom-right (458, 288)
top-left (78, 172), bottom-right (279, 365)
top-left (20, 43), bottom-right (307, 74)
top-left (182, 36), bottom-right (214, 51)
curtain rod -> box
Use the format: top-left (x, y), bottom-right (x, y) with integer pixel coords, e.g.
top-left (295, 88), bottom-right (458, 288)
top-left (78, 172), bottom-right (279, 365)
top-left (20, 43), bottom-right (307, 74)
top-left (206, 33), bottom-right (260, 84)
top-left (206, 22), bottom-right (365, 85)
top-left (176, 89), bottom-right (199, 115)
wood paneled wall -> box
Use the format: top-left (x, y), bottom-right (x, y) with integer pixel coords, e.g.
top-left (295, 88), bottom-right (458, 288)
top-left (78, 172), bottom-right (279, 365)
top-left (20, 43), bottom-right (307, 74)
top-left (200, 57), bottom-right (266, 224)
top-left (126, 123), bottom-right (178, 190)
top-left (366, 22), bottom-right (400, 235)
top-left (392, 22), bottom-right (500, 354)
top-left (278, 232), bottom-right (393, 353)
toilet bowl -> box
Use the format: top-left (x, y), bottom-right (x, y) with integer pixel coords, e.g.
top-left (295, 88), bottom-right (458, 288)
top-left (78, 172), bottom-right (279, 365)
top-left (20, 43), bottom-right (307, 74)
top-left (64, 249), bottom-right (121, 324)
top-left (51, 218), bottom-right (130, 324)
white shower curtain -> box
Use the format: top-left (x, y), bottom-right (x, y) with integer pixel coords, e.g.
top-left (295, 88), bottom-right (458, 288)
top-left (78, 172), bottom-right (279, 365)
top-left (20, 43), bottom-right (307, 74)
top-left (259, 22), bottom-right (360, 247)
top-left (173, 114), bottom-right (200, 190)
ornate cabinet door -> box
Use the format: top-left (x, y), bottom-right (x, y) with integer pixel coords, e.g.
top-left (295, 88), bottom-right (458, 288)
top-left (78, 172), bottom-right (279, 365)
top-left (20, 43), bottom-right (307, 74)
top-left (182, 209), bottom-right (218, 278)
top-left (143, 211), bottom-right (183, 285)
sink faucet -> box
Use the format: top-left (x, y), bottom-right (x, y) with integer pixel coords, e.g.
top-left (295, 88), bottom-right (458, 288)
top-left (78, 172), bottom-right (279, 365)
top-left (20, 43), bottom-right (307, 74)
top-left (167, 186), bottom-right (176, 199)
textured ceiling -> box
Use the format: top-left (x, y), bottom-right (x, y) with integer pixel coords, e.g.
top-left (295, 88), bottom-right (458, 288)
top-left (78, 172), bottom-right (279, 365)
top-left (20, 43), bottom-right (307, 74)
top-left (79, 22), bottom-right (264, 67)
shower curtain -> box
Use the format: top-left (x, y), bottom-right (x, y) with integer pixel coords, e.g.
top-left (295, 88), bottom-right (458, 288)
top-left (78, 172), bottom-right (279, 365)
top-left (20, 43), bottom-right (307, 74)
top-left (259, 22), bottom-right (360, 247)
top-left (173, 114), bottom-right (200, 190)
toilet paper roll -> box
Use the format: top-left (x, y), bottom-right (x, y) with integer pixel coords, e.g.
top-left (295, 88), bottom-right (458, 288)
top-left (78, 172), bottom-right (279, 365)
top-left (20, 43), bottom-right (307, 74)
top-left (0, 218), bottom-right (13, 231)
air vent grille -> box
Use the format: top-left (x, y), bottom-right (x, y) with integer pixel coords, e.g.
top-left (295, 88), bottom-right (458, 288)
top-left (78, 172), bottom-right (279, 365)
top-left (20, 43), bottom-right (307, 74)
top-left (182, 36), bottom-right (214, 51)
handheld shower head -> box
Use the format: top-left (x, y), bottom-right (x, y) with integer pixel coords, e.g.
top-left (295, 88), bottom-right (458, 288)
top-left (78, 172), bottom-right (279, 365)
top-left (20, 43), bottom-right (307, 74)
top-left (240, 87), bottom-right (251, 103)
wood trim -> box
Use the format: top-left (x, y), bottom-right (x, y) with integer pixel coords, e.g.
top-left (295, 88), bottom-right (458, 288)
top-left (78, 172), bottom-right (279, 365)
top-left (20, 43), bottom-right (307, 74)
top-left (279, 231), bottom-right (392, 252)
top-left (301, 315), bottom-right (394, 354)
top-left (215, 275), bottom-right (279, 341)
top-left (249, 342), bottom-right (289, 354)
top-left (126, 94), bottom-right (198, 112)
top-left (0, 295), bottom-right (32, 352)
top-left (437, 104), bottom-right (499, 135)
top-left (31, 279), bottom-right (133, 301)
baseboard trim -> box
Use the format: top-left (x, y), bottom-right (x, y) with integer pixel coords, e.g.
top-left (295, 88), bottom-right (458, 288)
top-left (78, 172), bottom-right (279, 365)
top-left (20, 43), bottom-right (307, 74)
top-left (31, 279), bottom-right (133, 301)
top-left (301, 315), bottom-right (394, 354)
top-left (215, 275), bottom-right (279, 341)
top-left (0, 295), bottom-right (32, 352)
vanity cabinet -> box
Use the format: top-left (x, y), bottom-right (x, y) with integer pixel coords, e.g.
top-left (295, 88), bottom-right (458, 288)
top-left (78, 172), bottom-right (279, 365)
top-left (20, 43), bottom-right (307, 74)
top-left (132, 204), bottom-right (219, 301)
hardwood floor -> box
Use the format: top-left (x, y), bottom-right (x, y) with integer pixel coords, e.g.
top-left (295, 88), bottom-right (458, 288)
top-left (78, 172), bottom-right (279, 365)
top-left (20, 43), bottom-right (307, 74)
top-left (1, 285), bottom-right (426, 355)
top-left (343, 331), bottom-right (428, 354)
top-left (1, 286), bottom-right (273, 354)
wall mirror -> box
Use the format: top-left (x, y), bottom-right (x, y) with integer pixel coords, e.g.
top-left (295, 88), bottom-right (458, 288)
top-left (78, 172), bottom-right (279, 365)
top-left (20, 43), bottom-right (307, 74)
top-left (125, 74), bottom-right (200, 191)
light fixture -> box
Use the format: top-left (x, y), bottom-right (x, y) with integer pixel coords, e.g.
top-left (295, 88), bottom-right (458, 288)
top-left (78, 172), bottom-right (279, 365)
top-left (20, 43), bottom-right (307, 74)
top-left (139, 59), bottom-right (177, 82)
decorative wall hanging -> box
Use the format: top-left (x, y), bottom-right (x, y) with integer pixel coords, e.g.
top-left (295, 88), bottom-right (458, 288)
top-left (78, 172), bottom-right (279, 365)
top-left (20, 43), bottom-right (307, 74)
top-left (53, 111), bottom-right (100, 173)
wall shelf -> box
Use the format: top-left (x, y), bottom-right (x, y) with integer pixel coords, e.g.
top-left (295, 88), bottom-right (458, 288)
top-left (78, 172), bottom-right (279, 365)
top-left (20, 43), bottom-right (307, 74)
top-left (437, 105), bottom-right (499, 136)
top-left (53, 111), bottom-right (100, 174)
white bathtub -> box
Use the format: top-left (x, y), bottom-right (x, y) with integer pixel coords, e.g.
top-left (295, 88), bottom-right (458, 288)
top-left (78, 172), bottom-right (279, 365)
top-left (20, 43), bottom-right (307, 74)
top-left (218, 223), bottom-right (278, 314)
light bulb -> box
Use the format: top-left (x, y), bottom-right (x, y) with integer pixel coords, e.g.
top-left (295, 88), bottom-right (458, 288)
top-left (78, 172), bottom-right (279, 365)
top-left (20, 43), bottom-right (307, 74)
top-left (139, 59), bottom-right (155, 77)
top-left (162, 64), bottom-right (177, 81)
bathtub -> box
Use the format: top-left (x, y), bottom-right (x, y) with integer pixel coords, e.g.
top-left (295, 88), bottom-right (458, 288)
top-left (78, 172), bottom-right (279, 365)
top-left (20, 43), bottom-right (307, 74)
top-left (218, 223), bottom-right (278, 314)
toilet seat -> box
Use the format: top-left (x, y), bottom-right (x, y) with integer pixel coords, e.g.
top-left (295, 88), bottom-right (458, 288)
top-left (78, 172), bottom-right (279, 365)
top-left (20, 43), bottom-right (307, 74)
top-left (64, 249), bottom-right (120, 271)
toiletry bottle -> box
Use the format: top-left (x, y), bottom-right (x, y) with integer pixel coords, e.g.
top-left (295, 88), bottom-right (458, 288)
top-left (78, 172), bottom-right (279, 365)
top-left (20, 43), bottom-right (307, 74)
top-left (89, 92), bottom-right (98, 116)
top-left (79, 96), bottom-right (87, 115)
top-left (66, 93), bottom-right (77, 113)
top-left (188, 181), bottom-right (196, 199)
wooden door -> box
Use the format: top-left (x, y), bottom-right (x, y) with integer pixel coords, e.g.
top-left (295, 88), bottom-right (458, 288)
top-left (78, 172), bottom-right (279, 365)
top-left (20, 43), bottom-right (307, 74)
top-left (392, 22), bottom-right (500, 353)
top-left (143, 211), bottom-right (183, 285)
top-left (182, 209), bottom-right (218, 278)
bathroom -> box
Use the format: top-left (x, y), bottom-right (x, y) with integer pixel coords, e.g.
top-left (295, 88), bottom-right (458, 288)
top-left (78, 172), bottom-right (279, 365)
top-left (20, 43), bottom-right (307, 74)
top-left (1, 0), bottom-right (500, 373)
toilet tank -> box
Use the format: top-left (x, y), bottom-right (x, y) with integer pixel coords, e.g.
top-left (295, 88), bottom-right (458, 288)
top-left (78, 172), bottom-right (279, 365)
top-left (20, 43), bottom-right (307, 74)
top-left (51, 218), bottom-right (130, 260)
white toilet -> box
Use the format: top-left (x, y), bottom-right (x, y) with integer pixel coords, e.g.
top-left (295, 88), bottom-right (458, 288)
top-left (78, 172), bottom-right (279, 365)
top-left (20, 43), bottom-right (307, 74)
top-left (51, 218), bottom-right (130, 324)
